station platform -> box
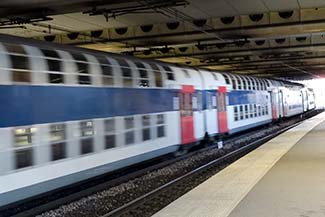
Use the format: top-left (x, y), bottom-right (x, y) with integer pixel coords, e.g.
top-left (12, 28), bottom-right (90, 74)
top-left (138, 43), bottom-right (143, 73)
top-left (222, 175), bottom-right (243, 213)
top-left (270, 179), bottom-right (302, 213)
top-left (153, 112), bottom-right (325, 217)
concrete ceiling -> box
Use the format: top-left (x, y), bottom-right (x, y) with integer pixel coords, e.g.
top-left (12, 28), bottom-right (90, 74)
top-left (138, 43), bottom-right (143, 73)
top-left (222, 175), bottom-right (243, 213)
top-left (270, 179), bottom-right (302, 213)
top-left (1, 0), bottom-right (325, 79)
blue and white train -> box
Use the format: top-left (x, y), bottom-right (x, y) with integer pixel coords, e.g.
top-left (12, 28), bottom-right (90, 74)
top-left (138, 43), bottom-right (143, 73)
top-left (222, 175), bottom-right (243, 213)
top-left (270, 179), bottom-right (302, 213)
top-left (0, 34), bottom-right (315, 208)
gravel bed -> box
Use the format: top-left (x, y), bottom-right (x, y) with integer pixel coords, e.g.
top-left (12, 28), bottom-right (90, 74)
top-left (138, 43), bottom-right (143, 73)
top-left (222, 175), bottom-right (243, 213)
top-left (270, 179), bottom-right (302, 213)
top-left (38, 121), bottom-right (294, 217)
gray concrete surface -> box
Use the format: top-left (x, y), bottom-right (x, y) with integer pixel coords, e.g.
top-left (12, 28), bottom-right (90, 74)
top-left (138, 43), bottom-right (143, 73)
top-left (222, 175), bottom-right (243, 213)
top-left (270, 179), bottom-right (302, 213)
top-left (228, 121), bottom-right (325, 217)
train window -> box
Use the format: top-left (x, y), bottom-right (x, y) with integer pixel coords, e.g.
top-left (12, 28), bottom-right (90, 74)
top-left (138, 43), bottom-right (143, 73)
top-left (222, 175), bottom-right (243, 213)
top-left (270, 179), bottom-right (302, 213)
top-left (124, 117), bottom-right (135, 145)
top-left (162, 66), bottom-right (175, 80)
top-left (15, 149), bottom-right (33, 169)
top-left (266, 80), bottom-right (270, 88)
top-left (196, 92), bottom-right (203, 111)
top-left (261, 106), bottom-right (264, 116)
top-left (157, 114), bottom-right (165, 138)
top-left (251, 78), bottom-right (256, 90)
top-left (49, 124), bottom-right (66, 142)
top-left (117, 59), bottom-right (133, 87)
top-left (142, 115), bottom-right (151, 141)
top-left (13, 127), bottom-right (36, 169)
top-left (257, 80), bottom-right (262, 91)
top-left (50, 124), bottom-right (66, 161)
top-left (245, 105), bottom-right (249, 119)
top-left (71, 53), bottom-right (92, 85)
top-left (254, 104), bottom-right (257, 117)
top-left (239, 105), bottom-right (244, 120)
top-left (265, 105), bottom-right (269, 115)
top-left (80, 121), bottom-right (94, 154)
top-left (222, 74), bottom-right (230, 84)
top-left (101, 65), bottom-right (114, 86)
top-left (104, 119), bottom-right (115, 149)
top-left (258, 106), bottom-right (262, 116)
top-left (14, 127), bottom-right (36, 147)
top-left (5, 43), bottom-right (31, 83)
top-left (257, 79), bottom-right (262, 90)
top-left (10, 55), bottom-right (31, 83)
top-left (234, 106), bottom-right (238, 121)
top-left (180, 93), bottom-right (193, 116)
top-left (242, 77), bottom-right (247, 90)
top-left (48, 60), bottom-right (63, 84)
top-left (97, 57), bottom-right (114, 86)
top-left (135, 61), bottom-right (150, 87)
top-left (247, 77), bottom-right (251, 90)
top-left (260, 80), bottom-right (264, 90)
top-left (150, 64), bottom-right (163, 87)
top-left (76, 62), bottom-right (91, 85)
top-left (207, 92), bottom-right (213, 110)
top-left (230, 75), bottom-right (237, 89)
top-left (237, 77), bottom-right (242, 90)
top-left (249, 104), bottom-right (253, 118)
top-left (41, 49), bottom-right (64, 84)
top-left (264, 80), bottom-right (268, 90)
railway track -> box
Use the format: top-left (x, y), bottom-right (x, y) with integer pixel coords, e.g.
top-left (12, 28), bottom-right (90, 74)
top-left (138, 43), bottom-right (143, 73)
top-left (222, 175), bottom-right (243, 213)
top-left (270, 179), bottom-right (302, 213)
top-left (3, 109), bottom-right (321, 217)
top-left (102, 120), bottom-right (303, 217)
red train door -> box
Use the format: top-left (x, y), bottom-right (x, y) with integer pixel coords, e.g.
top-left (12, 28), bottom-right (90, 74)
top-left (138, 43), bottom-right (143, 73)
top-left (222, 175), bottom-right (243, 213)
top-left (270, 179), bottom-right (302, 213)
top-left (180, 85), bottom-right (195, 144)
top-left (217, 86), bottom-right (229, 133)
top-left (270, 91), bottom-right (278, 120)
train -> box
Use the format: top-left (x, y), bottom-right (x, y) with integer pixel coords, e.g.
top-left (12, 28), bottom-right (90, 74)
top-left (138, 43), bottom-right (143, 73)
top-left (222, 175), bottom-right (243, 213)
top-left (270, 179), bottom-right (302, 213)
top-left (0, 34), bottom-right (315, 208)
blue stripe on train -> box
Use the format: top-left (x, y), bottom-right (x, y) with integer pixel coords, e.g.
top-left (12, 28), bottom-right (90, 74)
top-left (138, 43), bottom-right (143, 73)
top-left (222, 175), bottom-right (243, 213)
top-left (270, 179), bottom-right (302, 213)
top-left (0, 85), bottom-right (268, 128)
top-left (0, 85), bottom-right (178, 127)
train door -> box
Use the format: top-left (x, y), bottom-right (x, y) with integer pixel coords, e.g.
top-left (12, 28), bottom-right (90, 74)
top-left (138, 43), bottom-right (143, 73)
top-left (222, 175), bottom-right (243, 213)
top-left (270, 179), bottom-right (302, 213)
top-left (179, 85), bottom-right (195, 144)
top-left (270, 91), bottom-right (278, 120)
top-left (217, 86), bottom-right (228, 133)
top-left (279, 90), bottom-right (284, 117)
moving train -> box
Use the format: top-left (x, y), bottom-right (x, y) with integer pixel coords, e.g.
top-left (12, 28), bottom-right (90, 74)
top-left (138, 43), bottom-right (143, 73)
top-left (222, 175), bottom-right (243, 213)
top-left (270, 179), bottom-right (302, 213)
top-left (0, 34), bottom-right (315, 208)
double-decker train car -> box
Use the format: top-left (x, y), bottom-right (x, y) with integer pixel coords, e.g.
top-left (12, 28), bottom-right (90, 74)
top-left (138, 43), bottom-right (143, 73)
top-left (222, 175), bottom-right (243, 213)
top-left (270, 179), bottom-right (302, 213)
top-left (0, 34), bottom-right (315, 208)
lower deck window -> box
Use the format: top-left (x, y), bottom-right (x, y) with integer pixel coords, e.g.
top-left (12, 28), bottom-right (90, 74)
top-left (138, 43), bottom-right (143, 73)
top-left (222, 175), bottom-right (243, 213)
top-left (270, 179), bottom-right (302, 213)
top-left (105, 135), bottom-right (115, 149)
top-left (51, 142), bottom-right (66, 161)
top-left (239, 105), bottom-right (244, 120)
top-left (80, 121), bottom-right (94, 154)
top-left (50, 124), bottom-right (67, 161)
top-left (15, 149), bottom-right (33, 169)
top-left (142, 115), bottom-right (151, 141)
top-left (124, 117), bottom-right (135, 145)
top-left (13, 127), bottom-right (35, 169)
top-left (249, 105), bottom-right (253, 118)
top-left (81, 138), bottom-right (94, 154)
top-left (125, 131), bottom-right (134, 145)
top-left (104, 118), bottom-right (116, 149)
top-left (245, 105), bottom-right (249, 119)
top-left (234, 106), bottom-right (238, 121)
top-left (157, 114), bottom-right (165, 138)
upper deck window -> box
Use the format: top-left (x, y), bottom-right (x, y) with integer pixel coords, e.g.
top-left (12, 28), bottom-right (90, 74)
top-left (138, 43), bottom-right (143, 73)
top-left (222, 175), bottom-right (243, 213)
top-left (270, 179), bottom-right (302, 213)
top-left (222, 74), bottom-right (230, 84)
top-left (150, 63), bottom-right (163, 87)
top-left (41, 49), bottom-right (64, 84)
top-left (71, 53), bottom-right (91, 85)
top-left (236, 76), bottom-right (242, 90)
top-left (242, 76), bottom-right (247, 90)
top-left (246, 77), bottom-right (252, 90)
top-left (97, 57), bottom-right (114, 86)
top-left (5, 43), bottom-right (31, 83)
top-left (134, 61), bottom-right (150, 87)
top-left (230, 75), bottom-right (237, 89)
top-left (117, 58), bottom-right (132, 87)
top-left (162, 65), bottom-right (175, 80)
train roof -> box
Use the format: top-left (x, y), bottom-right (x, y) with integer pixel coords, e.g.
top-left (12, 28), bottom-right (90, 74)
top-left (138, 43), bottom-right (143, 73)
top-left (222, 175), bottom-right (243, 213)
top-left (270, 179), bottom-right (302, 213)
top-left (0, 33), bottom-right (305, 88)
